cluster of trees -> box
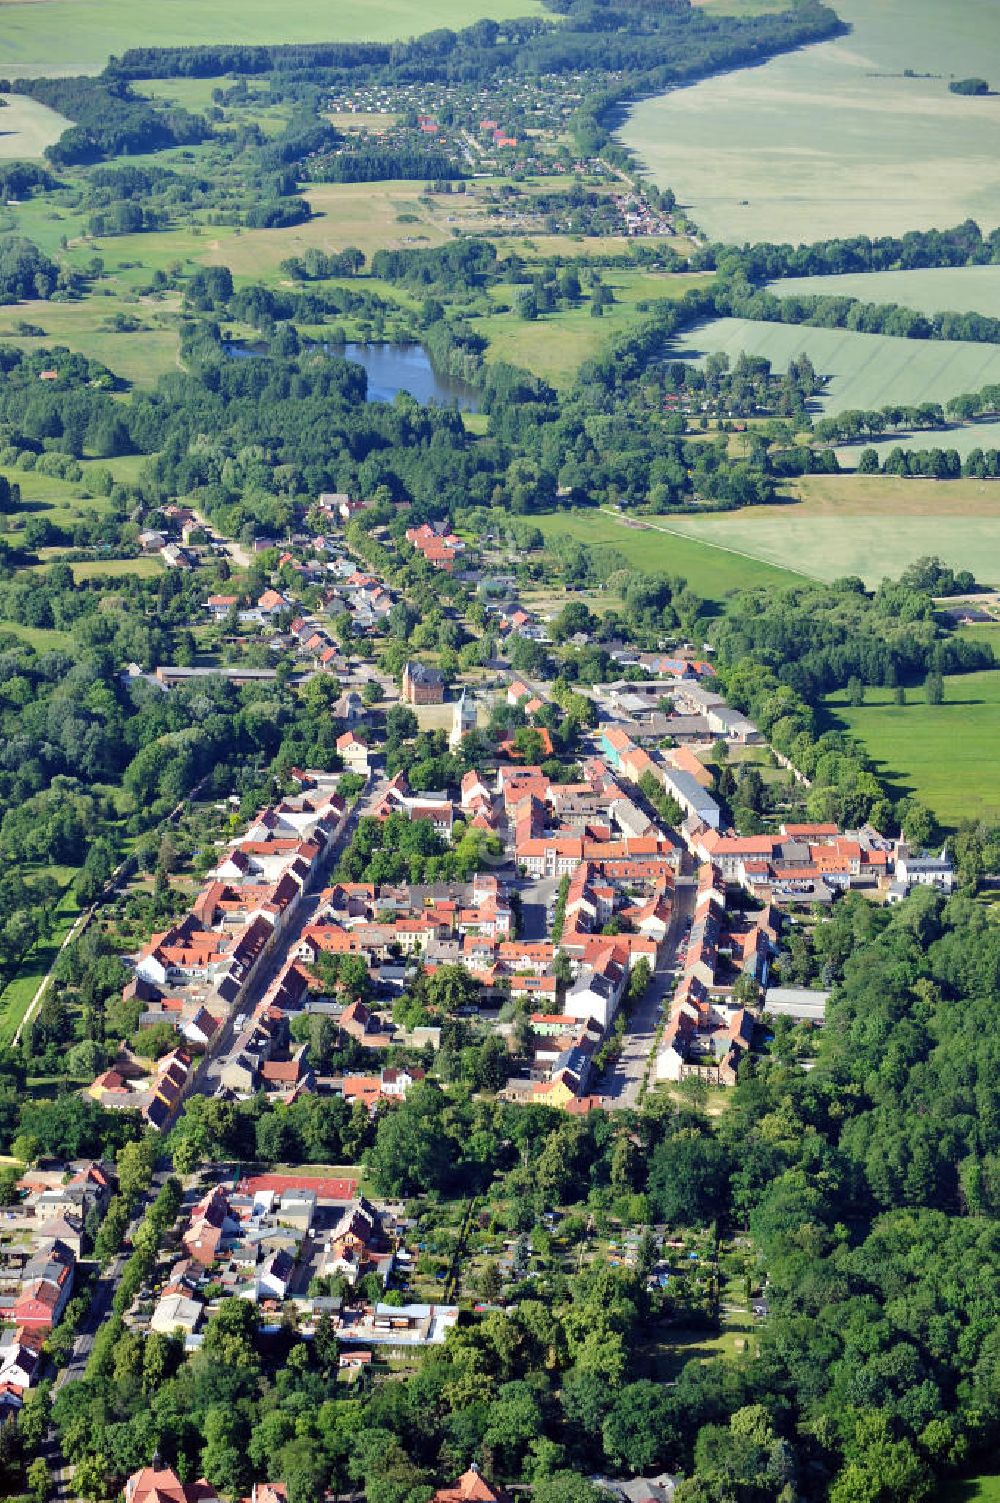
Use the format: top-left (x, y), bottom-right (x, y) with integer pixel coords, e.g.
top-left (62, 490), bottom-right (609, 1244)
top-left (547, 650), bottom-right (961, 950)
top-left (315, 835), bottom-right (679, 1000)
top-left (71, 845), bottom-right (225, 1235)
top-left (700, 217), bottom-right (1000, 280)
top-left (660, 348), bottom-right (823, 422)
top-left (814, 402), bottom-right (946, 443)
top-left (12, 75), bottom-right (208, 165)
top-left (310, 145), bottom-right (464, 183)
top-left (372, 239), bottom-right (498, 293)
top-left (338, 810), bottom-right (501, 885)
top-left (281, 246), bottom-right (366, 280)
top-left (714, 574), bottom-right (992, 704)
top-left (0, 237), bottom-right (60, 302)
top-left (720, 278), bottom-right (1000, 346)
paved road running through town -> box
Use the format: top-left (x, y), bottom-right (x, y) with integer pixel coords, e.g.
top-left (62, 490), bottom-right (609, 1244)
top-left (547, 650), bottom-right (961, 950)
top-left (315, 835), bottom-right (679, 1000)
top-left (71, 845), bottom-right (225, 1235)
top-left (596, 876), bottom-right (696, 1109)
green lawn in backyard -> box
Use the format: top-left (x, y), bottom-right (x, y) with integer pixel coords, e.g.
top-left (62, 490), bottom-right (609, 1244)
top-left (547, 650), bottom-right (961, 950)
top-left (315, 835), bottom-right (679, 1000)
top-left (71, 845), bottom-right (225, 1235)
top-left (535, 508), bottom-right (806, 612)
top-left (639, 1316), bottom-right (757, 1381)
top-left (0, 876), bottom-right (82, 1046)
top-left (0, 0), bottom-right (545, 76)
top-left (659, 474), bottom-right (1000, 590)
top-left (825, 672), bottom-right (1000, 830)
top-left (67, 557), bottom-right (165, 580)
top-left (942, 1478), bottom-right (1000, 1503)
top-left (475, 271), bottom-right (714, 387)
top-left (28, 554), bottom-right (165, 580)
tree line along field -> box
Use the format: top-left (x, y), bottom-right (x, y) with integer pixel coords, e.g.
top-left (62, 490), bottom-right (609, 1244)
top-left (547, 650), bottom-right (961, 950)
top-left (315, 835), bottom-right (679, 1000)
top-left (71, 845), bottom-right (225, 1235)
top-left (767, 265), bottom-right (1000, 318)
top-left (668, 316), bottom-right (1000, 418)
top-left (654, 473), bottom-right (1000, 590)
top-left (0, 0), bottom-right (545, 76)
top-left (824, 669), bottom-right (1000, 831)
top-left (835, 419), bottom-right (1000, 469)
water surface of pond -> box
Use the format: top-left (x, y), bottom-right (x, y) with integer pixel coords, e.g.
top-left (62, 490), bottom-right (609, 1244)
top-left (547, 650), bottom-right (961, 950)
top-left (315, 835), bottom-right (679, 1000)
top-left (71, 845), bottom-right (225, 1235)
top-left (227, 338), bottom-right (479, 410)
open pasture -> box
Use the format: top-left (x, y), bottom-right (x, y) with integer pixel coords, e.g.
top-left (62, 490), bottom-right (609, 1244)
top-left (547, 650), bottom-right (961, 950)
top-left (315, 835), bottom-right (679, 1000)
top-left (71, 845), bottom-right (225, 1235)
top-left (0, 0), bottom-right (546, 76)
top-left (669, 317), bottom-right (1000, 418)
top-left (620, 0), bottom-right (1000, 244)
top-left (202, 181), bottom-right (453, 277)
top-left (657, 474), bottom-right (1000, 589)
top-left (0, 466), bottom-right (112, 549)
top-left (825, 670), bottom-right (1000, 830)
top-left (534, 508), bottom-right (806, 610)
top-left (0, 295), bottom-right (181, 386)
top-left (477, 270), bottom-right (714, 386)
top-left (0, 90), bottom-right (68, 159)
top-left (768, 266), bottom-right (1000, 319)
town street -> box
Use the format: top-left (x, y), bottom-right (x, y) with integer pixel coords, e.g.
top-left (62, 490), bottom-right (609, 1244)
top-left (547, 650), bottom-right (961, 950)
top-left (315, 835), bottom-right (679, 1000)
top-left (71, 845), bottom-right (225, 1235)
top-left (596, 875), bottom-right (696, 1109)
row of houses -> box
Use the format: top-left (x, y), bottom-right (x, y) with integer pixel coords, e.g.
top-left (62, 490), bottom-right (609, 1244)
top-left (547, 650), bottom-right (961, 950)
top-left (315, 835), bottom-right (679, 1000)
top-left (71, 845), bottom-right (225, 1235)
top-left (656, 864), bottom-right (780, 1087)
top-left (0, 1161), bottom-right (115, 1416)
top-left (121, 1461), bottom-right (502, 1503)
top-left (89, 773), bottom-right (350, 1127)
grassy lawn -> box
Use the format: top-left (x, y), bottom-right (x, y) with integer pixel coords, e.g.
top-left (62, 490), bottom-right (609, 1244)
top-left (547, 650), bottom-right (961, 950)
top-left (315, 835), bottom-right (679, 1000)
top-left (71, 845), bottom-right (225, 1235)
top-left (658, 475), bottom-right (1000, 590)
top-left (0, 0), bottom-right (545, 75)
top-left (0, 294), bottom-right (182, 386)
top-left (0, 877), bottom-right (82, 1046)
top-left (0, 464), bottom-right (119, 548)
top-left (640, 1315), bottom-right (757, 1381)
top-left (475, 271), bottom-right (714, 387)
top-left (0, 620), bottom-right (71, 651)
top-left (942, 1480), bottom-right (1000, 1503)
top-left (535, 508), bottom-right (807, 612)
top-left (825, 672), bottom-right (1000, 830)
top-left (28, 555), bottom-right (165, 581)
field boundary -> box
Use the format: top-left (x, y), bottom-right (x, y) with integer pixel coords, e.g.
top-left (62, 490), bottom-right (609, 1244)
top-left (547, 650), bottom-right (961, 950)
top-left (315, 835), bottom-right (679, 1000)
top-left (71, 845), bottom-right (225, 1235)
top-left (598, 506), bottom-right (816, 582)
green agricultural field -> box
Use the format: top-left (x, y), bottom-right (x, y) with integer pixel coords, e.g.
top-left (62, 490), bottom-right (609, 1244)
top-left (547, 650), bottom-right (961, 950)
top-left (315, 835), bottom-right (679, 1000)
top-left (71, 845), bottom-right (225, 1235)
top-left (659, 474), bottom-right (1000, 589)
top-left (0, 0), bottom-right (545, 76)
top-left (768, 266), bottom-right (1000, 318)
top-left (620, 0), bottom-right (1000, 244)
top-left (0, 89), bottom-right (69, 158)
top-left (65, 557), bottom-right (165, 581)
top-left (535, 508), bottom-right (806, 610)
top-left (477, 271), bottom-right (714, 386)
top-left (670, 318), bottom-right (1000, 418)
top-left (825, 672), bottom-right (1000, 830)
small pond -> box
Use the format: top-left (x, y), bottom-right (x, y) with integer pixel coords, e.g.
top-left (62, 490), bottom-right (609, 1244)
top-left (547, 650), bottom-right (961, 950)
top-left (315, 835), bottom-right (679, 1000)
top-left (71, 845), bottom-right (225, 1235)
top-left (226, 338), bottom-right (479, 410)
